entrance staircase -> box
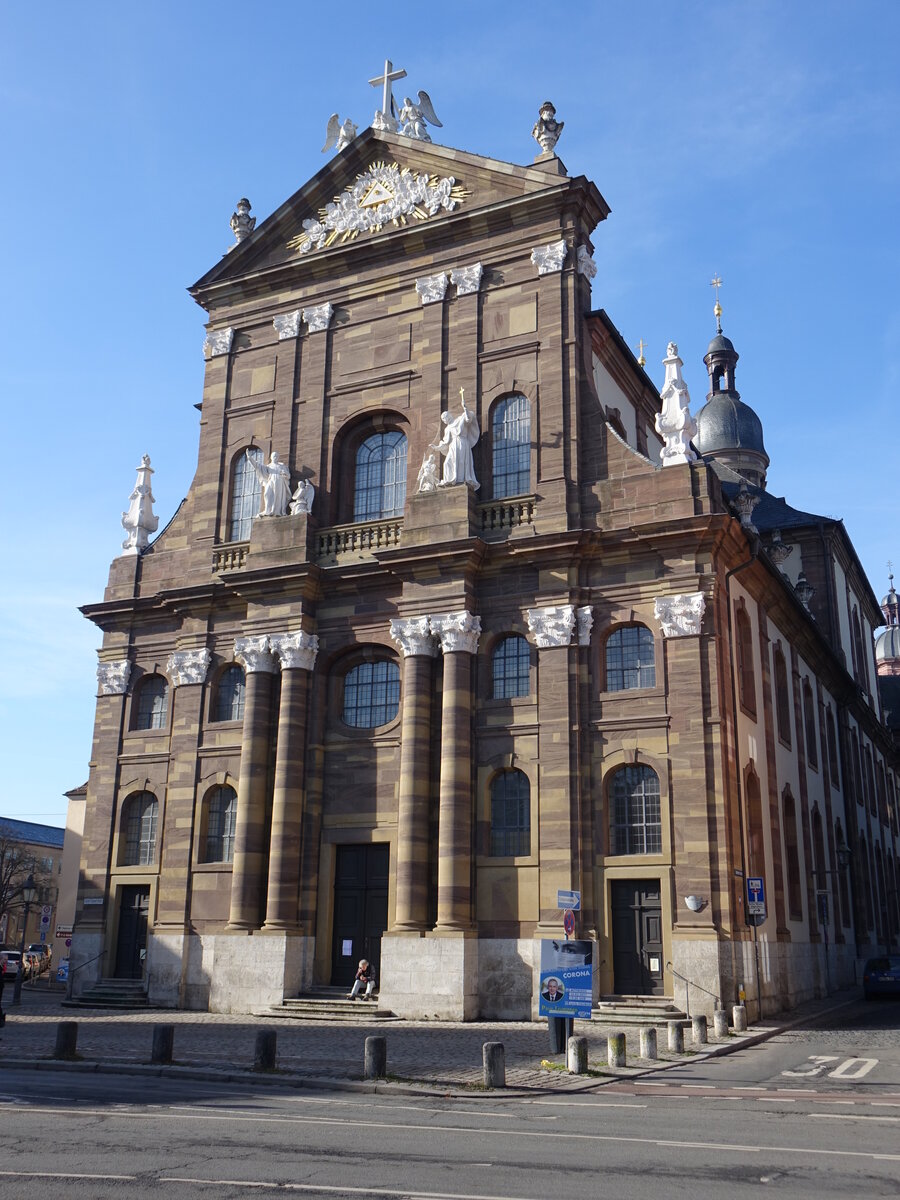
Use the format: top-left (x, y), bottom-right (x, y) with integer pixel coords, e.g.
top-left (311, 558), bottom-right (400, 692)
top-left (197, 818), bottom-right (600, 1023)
top-left (63, 978), bottom-right (150, 1009)
top-left (256, 986), bottom-right (397, 1022)
top-left (593, 995), bottom-right (689, 1026)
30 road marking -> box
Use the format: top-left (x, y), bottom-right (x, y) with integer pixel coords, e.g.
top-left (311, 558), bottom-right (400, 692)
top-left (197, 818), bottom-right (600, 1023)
top-left (782, 1055), bottom-right (879, 1081)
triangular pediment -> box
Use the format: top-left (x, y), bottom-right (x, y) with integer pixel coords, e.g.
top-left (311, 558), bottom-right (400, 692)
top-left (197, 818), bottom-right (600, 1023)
top-left (191, 128), bottom-right (607, 302)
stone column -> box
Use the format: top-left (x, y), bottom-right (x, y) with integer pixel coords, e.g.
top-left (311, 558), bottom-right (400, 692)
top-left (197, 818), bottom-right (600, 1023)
top-left (389, 617), bottom-right (437, 932)
top-left (263, 632), bottom-right (318, 930)
top-left (227, 636), bottom-right (277, 930)
top-left (430, 611), bottom-right (481, 932)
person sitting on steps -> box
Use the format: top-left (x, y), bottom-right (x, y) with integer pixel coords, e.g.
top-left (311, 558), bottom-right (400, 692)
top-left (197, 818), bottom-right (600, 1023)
top-left (347, 959), bottom-right (376, 1001)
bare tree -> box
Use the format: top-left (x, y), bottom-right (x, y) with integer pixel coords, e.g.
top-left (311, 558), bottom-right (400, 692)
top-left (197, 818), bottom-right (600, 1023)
top-left (0, 831), bottom-right (52, 943)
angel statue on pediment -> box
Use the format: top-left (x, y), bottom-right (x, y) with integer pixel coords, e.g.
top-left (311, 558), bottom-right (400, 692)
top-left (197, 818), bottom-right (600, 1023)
top-left (398, 92), bottom-right (442, 142)
top-left (322, 114), bottom-right (358, 155)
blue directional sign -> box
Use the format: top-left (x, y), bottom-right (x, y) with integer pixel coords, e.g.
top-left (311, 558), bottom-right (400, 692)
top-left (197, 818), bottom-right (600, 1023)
top-left (557, 890), bottom-right (581, 911)
top-left (746, 876), bottom-right (766, 917)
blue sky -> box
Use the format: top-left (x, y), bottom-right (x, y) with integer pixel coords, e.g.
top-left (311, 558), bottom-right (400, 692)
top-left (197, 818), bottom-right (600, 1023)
top-left (1, 2), bottom-right (896, 826)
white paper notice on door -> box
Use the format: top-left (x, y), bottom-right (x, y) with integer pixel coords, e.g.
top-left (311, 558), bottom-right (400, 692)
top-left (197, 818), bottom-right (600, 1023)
top-left (649, 956), bottom-right (661, 974)
top-left (342, 940), bottom-right (353, 957)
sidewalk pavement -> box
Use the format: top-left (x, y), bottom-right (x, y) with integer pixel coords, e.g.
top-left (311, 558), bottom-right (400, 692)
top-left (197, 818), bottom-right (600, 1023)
top-left (0, 984), bottom-right (862, 1096)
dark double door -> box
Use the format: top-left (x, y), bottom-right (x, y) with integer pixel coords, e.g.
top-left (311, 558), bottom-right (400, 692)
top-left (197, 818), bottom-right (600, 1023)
top-left (115, 885), bottom-right (150, 979)
top-left (331, 844), bottom-right (389, 988)
top-left (611, 880), bottom-right (664, 996)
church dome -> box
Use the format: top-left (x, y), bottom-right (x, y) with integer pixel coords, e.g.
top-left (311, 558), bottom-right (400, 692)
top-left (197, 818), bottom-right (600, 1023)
top-left (876, 626), bottom-right (900, 663)
top-left (706, 332), bottom-right (736, 356)
top-left (694, 392), bottom-right (768, 458)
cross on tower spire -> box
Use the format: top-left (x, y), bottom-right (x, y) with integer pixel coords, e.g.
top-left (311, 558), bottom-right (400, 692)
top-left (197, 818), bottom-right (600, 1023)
top-left (710, 274), bottom-right (723, 332)
top-left (369, 58), bottom-right (407, 127)
top-left (635, 338), bottom-right (647, 368)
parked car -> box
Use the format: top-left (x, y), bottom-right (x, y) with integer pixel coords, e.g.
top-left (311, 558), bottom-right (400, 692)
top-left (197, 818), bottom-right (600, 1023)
top-left (2, 950), bottom-right (25, 979)
top-left (863, 955), bottom-right (900, 999)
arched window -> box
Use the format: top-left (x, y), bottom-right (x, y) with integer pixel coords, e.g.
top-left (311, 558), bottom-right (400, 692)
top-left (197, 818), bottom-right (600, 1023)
top-left (783, 789), bottom-right (803, 920)
top-left (736, 604), bottom-right (756, 717)
top-left (836, 820), bottom-right (851, 928)
top-left (213, 665), bottom-right (245, 723)
top-left (134, 675), bottom-right (168, 731)
top-left (605, 625), bottom-right (655, 692)
top-left (490, 770), bottom-right (531, 856)
top-left (826, 708), bottom-right (839, 788)
top-left (803, 679), bottom-right (818, 769)
top-left (492, 635), bottom-right (530, 699)
top-left (491, 394), bottom-right (531, 499)
top-left (204, 785), bottom-right (237, 863)
top-left (342, 660), bottom-right (400, 728)
top-left (859, 836), bottom-right (874, 929)
top-left (746, 769), bottom-right (765, 876)
top-left (774, 645), bottom-right (791, 745)
top-left (354, 431), bottom-right (407, 521)
top-left (865, 747), bottom-right (876, 814)
top-left (610, 765), bottom-right (661, 855)
top-left (122, 792), bottom-right (158, 865)
top-left (229, 448), bottom-right (263, 542)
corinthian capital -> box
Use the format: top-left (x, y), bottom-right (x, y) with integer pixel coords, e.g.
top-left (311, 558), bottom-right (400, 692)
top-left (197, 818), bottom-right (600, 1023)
top-left (234, 635), bottom-right (276, 674)
top-left (269, 631), bottom-right (319, 671)
top-left (97, 659), bottom-right (132, 696)
top-left (526, 604), bottom-right (576, 648)
top-left (429, 611), bottom-right (481, 655)
top-left (389, 616), bottom-right (437, 657)
top-left (166, 648), bottom-right (211, 687)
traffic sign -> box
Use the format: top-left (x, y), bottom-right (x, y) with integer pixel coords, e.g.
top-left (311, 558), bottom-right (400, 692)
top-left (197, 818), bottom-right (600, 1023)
top-left (39, 930), bottom-right (46, 942)
top-left (557, 890), bottom-right (581, 911)
top-left (563, 909), bottom-right (576, 937)
top-left (746, 876), bottom-right (766, 916)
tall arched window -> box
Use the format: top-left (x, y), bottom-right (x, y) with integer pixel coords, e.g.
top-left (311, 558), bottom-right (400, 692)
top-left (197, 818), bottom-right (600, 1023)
top-left (490, 770), bottom-right (531, 856)
top-left (865, 747), bottom-right (876, 814)
top-left (826, 708), bottom-right (840, 788)
top-left (492, 635), bottom-right (530, 699)
top-left (836, 820), bottom-right (851, 928)
top-left (354, 431), bottom-right (407, 521)
top-left (229, 448), bottom-right (263, 542)
top-left (214, 665), bottom-right (245, 723)
top-left (122, 792), bottom-right (158, 865)
top-left (610, 765), bottom-right (661, 855)
top-left (204, 785), bottom-right (237, 863)
top-left (134, 675), bottom-right (168, 731)
top-left (803, 679), bottom-right (818, 769)
top-left (491, 394), bottom-right (531, 499)
top-left (605, 626), bottom-right (655, 692)
top-left (783, 789), bottom-right (803, 920)
top-left (746, 769), bottom-right (765, 876)
top-left (774, 645), bottom-right (791, 745)
top-left (342, 659), bottom-right (400, 728)
top-left (859, 836), bottom-right (874, 929)
top-left (736, 604), bottom-right (757, 717)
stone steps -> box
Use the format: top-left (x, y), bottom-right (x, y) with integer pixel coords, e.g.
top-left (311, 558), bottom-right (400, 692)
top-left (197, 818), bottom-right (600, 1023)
top-left (64, 979), bottom-right (151, 1010)
top-left (257, 989), bottom-right (397, 1022)
top-left (593, 995), bottom-right (690, 1026)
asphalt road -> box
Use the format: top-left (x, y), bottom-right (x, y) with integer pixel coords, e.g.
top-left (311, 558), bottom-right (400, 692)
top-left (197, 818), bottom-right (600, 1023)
top-left (0, 999), bottom-right (897, 1200)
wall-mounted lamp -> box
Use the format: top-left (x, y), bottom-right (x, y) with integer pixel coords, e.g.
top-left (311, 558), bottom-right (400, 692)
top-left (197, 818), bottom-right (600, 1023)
top-left (684, 895), bottom-right (706, 913)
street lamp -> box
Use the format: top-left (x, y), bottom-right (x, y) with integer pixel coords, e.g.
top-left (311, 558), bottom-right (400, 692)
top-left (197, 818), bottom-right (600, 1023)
top-left (12, 874), bottom-right (38, 1006)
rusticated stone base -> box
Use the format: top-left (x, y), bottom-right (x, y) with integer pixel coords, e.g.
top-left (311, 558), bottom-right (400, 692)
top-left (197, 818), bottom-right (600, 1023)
top-left (68, 931), bottom-right (104, 998)
top-left (380, 932), bottom-right (479, 1020)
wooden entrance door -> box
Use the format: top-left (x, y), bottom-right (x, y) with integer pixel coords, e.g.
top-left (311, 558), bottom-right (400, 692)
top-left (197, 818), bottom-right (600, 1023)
top-left (611, 880), bottom-right (664, 996)
top-left (331, 844), bottom-right (389, 988)
top-left (115, 885), bottom-right (150, 979)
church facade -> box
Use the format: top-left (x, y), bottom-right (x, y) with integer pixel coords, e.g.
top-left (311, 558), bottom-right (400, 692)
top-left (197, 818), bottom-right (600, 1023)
top-left (71, 108), bottom-right (900, 1020)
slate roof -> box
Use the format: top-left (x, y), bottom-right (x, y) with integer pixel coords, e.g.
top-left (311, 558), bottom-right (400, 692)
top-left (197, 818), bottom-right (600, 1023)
top-left (0, 818), bottom-right (65, 848)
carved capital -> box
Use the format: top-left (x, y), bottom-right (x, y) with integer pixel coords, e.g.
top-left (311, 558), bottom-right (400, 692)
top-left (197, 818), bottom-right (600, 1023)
top-left (303, 303), bottom-right (333, 333)
top-left (415, 272), bottom-right (449, 305)
top-left (97, 659), bottom-right (132, 696)
top-left (450, 263), bottom-right (483, 295)
top-left (203, 327), bottom-right (234, 358)
top-left (576, 606), bottom-right (594, 646)
top-left (654, 593), bottom-right (706, 638)
top-left (389, 616), bottom-right (437, 658)
top-left (233, 635), bottom-right (276, 674)
top-left (526, 604), bottom-right (576, 648)
top-left (530, 239), bottom-right (567, 276)
top-left (269, 631), bottom-right (319, 672)
top-left (429, 611), bottom-right (481, 655)
top-left (273, 310), bottom-right (302, 340)
top-left (166, 648), bottom-right (211, 687)
top-left (576, 244), bottom-right (597, 280)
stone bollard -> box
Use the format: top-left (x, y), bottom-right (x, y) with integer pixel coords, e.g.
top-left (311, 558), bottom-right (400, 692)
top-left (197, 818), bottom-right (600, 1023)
top-left (151, 1024), bottom-right (174, 1065)
top-left (714, 1009), bottom-right (730, 1039)
top-left (640, 1027), bottom-right (658, 1061)
top-left (364, 1035), bottom-right (387, 1080)
top-left (668, 1021), bottom-right (684, 1053)
top-left (53, 1021), bottom-right (78, 1060)
top-left (607, 1031), bottom-right (626, 1069)
top-left (567, 1036), bottom-right (588, 1075)
top-left (732, 1004), bottom-right (748, 1033)
top-left (254, 1029), bottom-right (277, 1071)
top-left (483, 1042), bottom-right (506, 1089)
top-left (692, 1015), bottom-right (708, 1046)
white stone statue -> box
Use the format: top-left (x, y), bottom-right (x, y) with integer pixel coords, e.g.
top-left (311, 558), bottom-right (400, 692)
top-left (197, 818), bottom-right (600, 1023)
top-left (246, 450), bottom-right (291, 517)
top-left (431, 388), bottom-right (480, 490)
top-left (532, 101), bottom-right (564, 154)
top-left (398, 91), bottom-right (442, 141)
top-left (416, 449), bottom-right (440, 493)
top-left (322, 114), bottom-right (358, 154)
top-left (121, 454), bottom-right (159, 555)
top-left (229, 198), bottom-right (255, 245)
top-left (289, 477), bottom-right (315, 515)
top-left (655, 342), bottom-right (698, 466)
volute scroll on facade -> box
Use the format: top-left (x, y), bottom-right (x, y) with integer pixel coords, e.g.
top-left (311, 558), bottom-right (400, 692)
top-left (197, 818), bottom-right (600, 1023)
top-left (203, 327), bottom-right (234, 358)
top-left (269, 631), bottom-right (319, 672)
top-left (233, 635), bottom-right (277, 674)
top-left (389, 616), bottom-right (438, 658)
top-left (429, 611), bottom-right (482, 655)
top-left (167, 648), bottom-right (212, 687)
top-left (653, 593), bottom-right (706, 638)
top-left (526, 604), bottom-right (576, 648)
top-left (96, 659), bottom-right (132, 696)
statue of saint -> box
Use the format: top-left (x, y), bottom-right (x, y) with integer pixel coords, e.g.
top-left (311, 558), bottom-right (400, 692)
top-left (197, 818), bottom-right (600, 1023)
top-left (431, 389), bottom-right (480, 489)
top-left (247, 450), bottom-right (291, 517)
top-left (289, 477), bottom-right (315, 515)
top-left (416, 449), bottom-right (440, 493)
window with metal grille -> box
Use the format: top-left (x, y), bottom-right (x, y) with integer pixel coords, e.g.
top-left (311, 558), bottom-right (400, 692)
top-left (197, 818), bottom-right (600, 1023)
top-left (492, 635), bottom-right (530, 699)
top-left (490, 770), bottom-right (531, 856)
top-left (492, 394), bottom-right (531, 499)
top-left (605, 626), bottom-right (655, 691)
top-left (135, 676), bottom-right (168, 730)
top-left (122, 792), bottom-right (158, 865)
top-left (354, 431), bottom-right (407, 521)
top-left (229, 448), bottom-right (263, 542)
top-left (204, 785), bottom-right (237, 863)
top-left (214, 665), bottom-right (245, 723)
top-left (342, 660), bottom-right (400, 728)
top-left (610, 766), bottom-right (662, 854)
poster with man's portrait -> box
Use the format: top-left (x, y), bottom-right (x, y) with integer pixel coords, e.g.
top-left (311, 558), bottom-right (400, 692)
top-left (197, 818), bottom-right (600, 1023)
top-left (538, 939), bottom-right (594, 1018)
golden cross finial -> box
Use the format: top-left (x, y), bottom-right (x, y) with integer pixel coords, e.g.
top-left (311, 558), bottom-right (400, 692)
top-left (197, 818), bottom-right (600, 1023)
top-left (710, 274), bottom-right (723, 331)
top-left (636, 338), bottom-right (646, 368)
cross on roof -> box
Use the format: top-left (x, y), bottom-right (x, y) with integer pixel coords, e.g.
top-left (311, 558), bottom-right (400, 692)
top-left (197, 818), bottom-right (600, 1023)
top-left (369, 58), bottom-right (407, 119)
top-left (635, 338), bottom-right (646, 367)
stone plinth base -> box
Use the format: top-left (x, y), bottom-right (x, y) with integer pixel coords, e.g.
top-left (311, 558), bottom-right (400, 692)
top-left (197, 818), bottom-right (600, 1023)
top-left (403, 484), bottom-right (478, 547)
top-left (247, 511), bottom-right (314, 567)
top-left (380, 932), bottom-right (479, 1020)
top-left (68, 931), bottom-right (104, 997)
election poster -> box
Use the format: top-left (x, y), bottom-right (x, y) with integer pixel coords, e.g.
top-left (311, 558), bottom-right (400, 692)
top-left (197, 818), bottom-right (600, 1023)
top-left (538, 938), bottom-right (594, 1019)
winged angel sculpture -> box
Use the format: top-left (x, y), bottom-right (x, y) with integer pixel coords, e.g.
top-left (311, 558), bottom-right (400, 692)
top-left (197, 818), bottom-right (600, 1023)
top-left (398, 92), bottom-right (442, 141)
top-left (322, 114), bottom-right (358, 155)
